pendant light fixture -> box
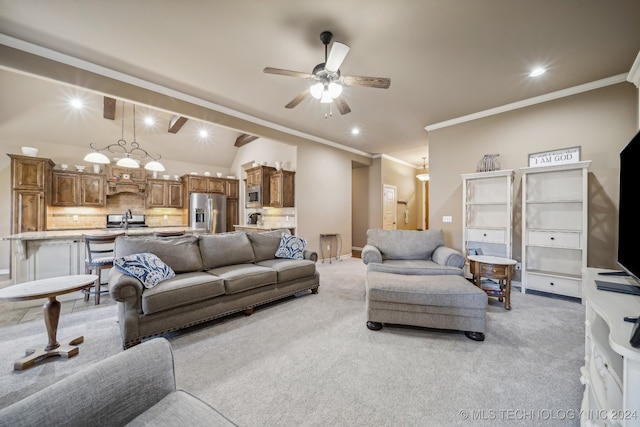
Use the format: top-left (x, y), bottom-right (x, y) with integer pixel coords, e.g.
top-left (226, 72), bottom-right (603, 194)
top-left (416, 157), bottom-right (429, 181)
top-left (84, 100), bottom-right (165, 171)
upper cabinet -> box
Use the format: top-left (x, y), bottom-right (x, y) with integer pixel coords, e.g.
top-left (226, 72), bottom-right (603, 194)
top-left (183, 175), bottom-right (229, 195)
top-left (146, 179), bottom-right (184, 208)
top-left (106, 165), bottom-right (147, 195)
top-left (11, 154), bottom-right (52, 191)
top-left (8, 154), bottom-right (54, 233)
top-left (270, 170), bottom-right (295, 208)
top-left (51, 171), bottom-right (105, 206)
top-left (520, 161), bottom-right (590, 299)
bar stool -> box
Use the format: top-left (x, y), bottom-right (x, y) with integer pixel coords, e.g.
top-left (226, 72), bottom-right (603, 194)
top-left (83, 233), bottom-right (124, 305)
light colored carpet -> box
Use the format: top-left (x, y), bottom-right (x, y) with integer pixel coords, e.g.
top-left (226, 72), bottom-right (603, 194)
top-left (0, 258), bottom-right (585, 426)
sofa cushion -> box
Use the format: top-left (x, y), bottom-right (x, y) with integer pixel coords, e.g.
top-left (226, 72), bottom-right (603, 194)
top-left (206, 264), bottom-right (277, 294)
top-left (366, 229), bottom-right (445, 260)
top-left (114, 253), bottom-right (176, 289)
top-left (115, 235), bottom-right (203, 274)
top-left (247, 229), bottom-right (290, 262)
top-left (256, 258), bottom-right (316, 283)
top-left (199, 232), bottom-right (255, 269)
top-left (128, 390), bottom-right (236, 427)
top-left (275, 234), bottom-right (307, 259)
top-left (141, 272), bottom-right (225, 315)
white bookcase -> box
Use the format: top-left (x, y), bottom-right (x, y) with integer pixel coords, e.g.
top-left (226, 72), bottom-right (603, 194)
top-left (520, 161), bottom-right (590, 299)
top-left (581, 268), bottom-right (640, 426)
top-left (461, 169), bottom-right (515, 274)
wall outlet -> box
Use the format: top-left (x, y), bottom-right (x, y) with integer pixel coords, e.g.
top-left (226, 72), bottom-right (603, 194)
top-left (442, 215), bottom-right (453, 223)
top-left (72, 215), bottom-right (78, 221)
top-left (515, 262), bottom-right (522, 270)
top-left (163, 215), bottom-right (168, 220)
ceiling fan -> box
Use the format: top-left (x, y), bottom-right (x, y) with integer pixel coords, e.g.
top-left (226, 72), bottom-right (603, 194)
top-left (263, 31), bottom-right (391, 115)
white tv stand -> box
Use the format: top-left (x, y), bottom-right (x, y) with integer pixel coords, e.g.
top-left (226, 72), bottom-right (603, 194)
top-left (581, 268), bottom-right (640, 426)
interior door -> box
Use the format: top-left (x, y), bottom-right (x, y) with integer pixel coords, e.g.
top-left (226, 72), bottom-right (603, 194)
top-left (383, 184), bottom-right (397, 230)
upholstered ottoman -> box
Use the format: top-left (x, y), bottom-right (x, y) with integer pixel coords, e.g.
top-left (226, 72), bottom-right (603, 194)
top-left (365, 271), bottom-right (488, 341)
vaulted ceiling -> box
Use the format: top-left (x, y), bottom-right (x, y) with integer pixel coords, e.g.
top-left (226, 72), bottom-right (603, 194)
top-left (1, 1), bottom-right (640, 168)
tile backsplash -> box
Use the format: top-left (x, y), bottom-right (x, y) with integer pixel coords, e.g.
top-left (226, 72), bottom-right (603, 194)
top-left (47, 193), bottom-right (185, 229)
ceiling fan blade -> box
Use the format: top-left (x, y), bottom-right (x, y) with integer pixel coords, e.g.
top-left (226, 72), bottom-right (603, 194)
top-left (325, 42), bottom-right (350, 73)
top-left (341, 75), bottom-right (391, 89)
top-left (263, 67), bottom-right (313, 79)
top-left (334, 96), bottom-right (351, 115)
top-left (285, 89), bottom-right (310, 109)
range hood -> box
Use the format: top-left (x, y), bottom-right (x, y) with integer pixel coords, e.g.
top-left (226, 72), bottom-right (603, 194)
top-left (107, 179), bottom-right (146, 196)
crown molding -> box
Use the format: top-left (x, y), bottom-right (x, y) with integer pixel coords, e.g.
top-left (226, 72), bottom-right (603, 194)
top-left (425, 74), bottom-right (629, 132)
top-left (627, 51), bottom-right (640, 88)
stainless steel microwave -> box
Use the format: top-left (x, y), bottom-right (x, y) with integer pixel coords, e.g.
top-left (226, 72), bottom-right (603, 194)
top-left (246, 185), bottom-right (261, 208)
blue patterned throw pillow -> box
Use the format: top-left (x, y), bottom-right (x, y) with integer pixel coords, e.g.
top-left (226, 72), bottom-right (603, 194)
top-left (114, 253), bottom-right (175, 289)
top-left (275, 234), bottom-right (307, 260)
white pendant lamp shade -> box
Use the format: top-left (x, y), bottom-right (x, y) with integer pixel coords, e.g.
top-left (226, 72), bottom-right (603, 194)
top-left (116, 155), bottom-right (140, 168)
top-left (416, 157), bottom-right (429, 181)
top-left (144, 160), bottom-right (165, 171)
top-left (83, 151), bottom-right (111, 164)
top-left (328, 82), bottom-right (342, 98)
top-left (84, 101), bottom-right (164, 171)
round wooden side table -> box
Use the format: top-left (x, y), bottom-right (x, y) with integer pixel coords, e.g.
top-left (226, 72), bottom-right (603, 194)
top-left (0, 274), bottom-right (98, 370)
top-left (468, 255), bottom-right (517, 310)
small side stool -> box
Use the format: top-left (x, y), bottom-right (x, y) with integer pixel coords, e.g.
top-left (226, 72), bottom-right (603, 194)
top-left (82, 233), bottom-right (123, 305)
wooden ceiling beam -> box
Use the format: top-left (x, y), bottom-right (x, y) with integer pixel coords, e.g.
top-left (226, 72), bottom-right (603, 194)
top-left (234, 134), bottom-right (258, 147)
top-left (103, 96), bottom-right (116, 120)
top-left (168, 115), bottom-right (188, 134)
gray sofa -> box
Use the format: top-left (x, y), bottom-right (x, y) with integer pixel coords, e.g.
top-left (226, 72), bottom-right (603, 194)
top-left (0, 338), bottom-right (236, 427)
top-left (361, 228), bottom-right (465, 274)
top-left (109, 230), bottom-right (319, 348)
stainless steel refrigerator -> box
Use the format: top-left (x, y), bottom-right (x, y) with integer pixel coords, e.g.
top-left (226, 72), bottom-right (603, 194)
top-left (189, 193), bottom-right (227, 233)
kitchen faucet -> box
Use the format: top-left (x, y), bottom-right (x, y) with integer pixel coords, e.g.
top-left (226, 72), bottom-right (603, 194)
top-left (122, 209), bottom-right (132, 230)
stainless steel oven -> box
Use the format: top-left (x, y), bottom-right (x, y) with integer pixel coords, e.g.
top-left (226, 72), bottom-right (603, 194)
top-left (246, 185), bottom-right (261, 208)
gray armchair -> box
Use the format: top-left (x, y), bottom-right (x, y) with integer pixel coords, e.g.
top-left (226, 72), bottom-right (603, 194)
top-left (0, 338), bottom-right (236, 427)
top-left (361, 228), bottom-right (465, 275)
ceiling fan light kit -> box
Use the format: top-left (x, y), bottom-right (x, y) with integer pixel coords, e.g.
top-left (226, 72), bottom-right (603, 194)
top-left (84, 101), bottom-right (165, 171)
top-left (263, 31), bottom-right (390, 115)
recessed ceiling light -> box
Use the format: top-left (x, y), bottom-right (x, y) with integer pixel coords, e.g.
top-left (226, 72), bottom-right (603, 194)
top-left (144, 116), bottom-right (155, 126)
top-left (529, 67), bottom-right (546, 77)
top-left (351, 128), bottom-right (360, 135)
top-left (70, 98), bottom-right (83, 109)
top-left (199, 129), bottom-right (209, 138)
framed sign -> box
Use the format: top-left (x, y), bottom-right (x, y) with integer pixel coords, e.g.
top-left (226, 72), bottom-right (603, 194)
top-left (528, 146), bottom-right (581, 167)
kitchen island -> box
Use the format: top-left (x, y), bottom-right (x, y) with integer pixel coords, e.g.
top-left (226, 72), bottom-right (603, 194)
top-left (0, 227), bottom-right (202, 304)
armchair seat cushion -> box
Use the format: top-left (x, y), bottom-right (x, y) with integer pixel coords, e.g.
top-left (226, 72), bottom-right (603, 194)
top-left (128, 391), bottom-right (236, 427)
top-left (366, 259), bottom-right (464, 276)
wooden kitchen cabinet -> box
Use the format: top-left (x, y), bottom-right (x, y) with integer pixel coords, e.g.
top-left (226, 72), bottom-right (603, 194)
top-left (244, 165), bottom-right (276, 207)
top-left (207, 178), bottom-right (225, 194)
top-left (146, 179), bottom-right (184, 208)
top-left (9, 154), bottom-right (54, 233)
top-left (270, 170), bottom-right (295, 207)
top-left (226, 179), bottom-right (239, 198)
top-left (226, 198), bottom-right (238, 233)
top-left (51, 171), bottom-right (105, 206)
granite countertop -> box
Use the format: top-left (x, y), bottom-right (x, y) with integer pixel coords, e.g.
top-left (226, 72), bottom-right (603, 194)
top-left (0, 227), bottom-right (203, 241)
top-left (233, 224), bottom-right (296, 230)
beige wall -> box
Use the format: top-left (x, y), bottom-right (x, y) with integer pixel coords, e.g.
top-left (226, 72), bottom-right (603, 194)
top-left (428, 82), bottom-right (638, 270)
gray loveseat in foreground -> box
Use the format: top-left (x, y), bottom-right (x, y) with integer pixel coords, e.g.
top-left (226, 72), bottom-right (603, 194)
top-left (0, 338), bottom-right (236, 427)
top-left (109, 230), bottom-right (319, 348)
